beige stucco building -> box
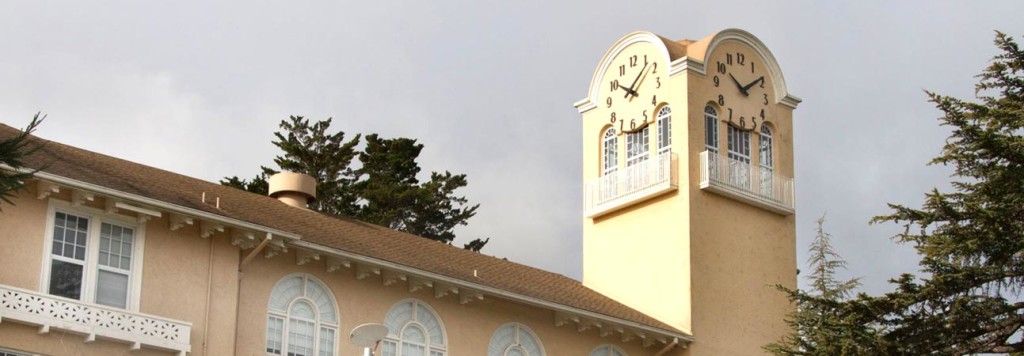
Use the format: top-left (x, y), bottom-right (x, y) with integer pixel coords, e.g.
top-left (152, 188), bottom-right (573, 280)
top-left (0, 28), bottom-right (798, 356)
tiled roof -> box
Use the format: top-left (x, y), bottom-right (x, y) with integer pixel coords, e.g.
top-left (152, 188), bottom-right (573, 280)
top-left (0, 123), bottom-right (686, 338)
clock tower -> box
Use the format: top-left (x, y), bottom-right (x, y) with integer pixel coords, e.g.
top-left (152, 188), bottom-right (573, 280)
top-left (575, 29), bottom-right (801, 355)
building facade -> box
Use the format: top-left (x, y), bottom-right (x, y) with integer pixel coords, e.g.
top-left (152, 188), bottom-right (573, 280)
top-left (0, 28), bottom-right (798, 356)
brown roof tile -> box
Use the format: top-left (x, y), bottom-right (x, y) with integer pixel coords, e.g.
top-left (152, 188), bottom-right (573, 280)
top-left (0, 123), bottom-right (685, 337)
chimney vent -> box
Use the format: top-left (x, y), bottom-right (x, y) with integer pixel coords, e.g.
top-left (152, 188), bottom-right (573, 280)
top-left (268, 172), bottom-right (316, 208)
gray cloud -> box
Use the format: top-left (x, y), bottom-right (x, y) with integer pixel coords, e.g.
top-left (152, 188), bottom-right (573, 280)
top-left (2, 0), bottom-right (1023, 295)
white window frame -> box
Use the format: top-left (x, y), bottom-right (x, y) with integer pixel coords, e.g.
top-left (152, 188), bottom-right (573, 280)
top-left (625, 126), bottom-right (650, 167)
top-left (602, 127), bottom-right (618, 177)
top-left (381, 299), bottom-right (447, 356)
top-left (38, 199), bottom-right (146, 312)
top-left (590, 344), bottom-right (627, 356)
top-left (266, 274), bottom-right (339, 356)
top-left (487, 322), bottom-right (545, 356)
top-left (704, 105), bottom-right (719, 154)
top-left (0, 347), bottom-right (32, 356)
top-left (656, 105), bottom-right (671, 155)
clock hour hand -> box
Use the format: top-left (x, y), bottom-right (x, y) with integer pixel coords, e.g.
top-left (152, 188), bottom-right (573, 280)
top-left (741, 76), bottom-right (765, 94)
top-left (728, 73), bottom-right (747, 96)
top-left (618, 83), bottom-right (639, 98)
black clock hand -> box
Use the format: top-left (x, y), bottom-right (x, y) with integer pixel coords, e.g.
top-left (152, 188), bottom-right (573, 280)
top-left (624, 63), bottom-right (649, 99)
top-left (617, 83), bottom-right (639, 98)
top-left (741, 76), bottom-right (764, 94)
top-left (728, 73), bottom-right (748, 96)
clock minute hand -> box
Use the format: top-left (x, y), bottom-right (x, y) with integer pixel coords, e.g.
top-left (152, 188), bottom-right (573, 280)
top-left (623, 63), bottom-right (649, 99)
top-left (741, 76), bottom-right (765, 94)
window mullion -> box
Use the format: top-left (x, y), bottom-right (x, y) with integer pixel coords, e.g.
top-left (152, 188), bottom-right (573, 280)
top-left (83, 215), bottom-right (101, 305)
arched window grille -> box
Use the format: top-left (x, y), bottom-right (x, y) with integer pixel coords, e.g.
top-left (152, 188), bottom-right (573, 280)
top-left (589, 344), bottom-right (627, 356)
top-left (381, 299), bottom-right (447, 356)
top-left (266, 274), bottom-right (338, 356)
top-left (602, 128), bottom-right (618, 176)
top-left (487, 322), bottom-right (545, 356)
top-left (759, 124), bottom-right (775, 197)
top-left (656, 106), bottom-right (671, 155)
top-left (704, 105), bottom-right (718, 154)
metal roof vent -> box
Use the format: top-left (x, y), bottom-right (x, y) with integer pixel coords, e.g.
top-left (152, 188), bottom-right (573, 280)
top-left (268, 172), bottom-right (316, 209)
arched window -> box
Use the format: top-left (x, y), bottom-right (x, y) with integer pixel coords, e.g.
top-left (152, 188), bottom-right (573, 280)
top-left (704, 105), bottom-right (718, 154)
top-left (590, 344), bottom-right (627, 356)
top-left (266, 274), bottom-right (338, 356)
top-left (602, 128), bottom-right (618, 176)
top-left (625, 126), bottom-right (650, 167)
top-left (759, 125), bottom-right (775, 197)
top-left (381, 299), bottom-right (447, 356)
top-left (656, 106), bottom-right (672, 156)
top-left (487, 323), bottom-right (544, 356)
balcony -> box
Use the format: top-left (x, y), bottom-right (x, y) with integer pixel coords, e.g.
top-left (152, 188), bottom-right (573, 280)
top-left (584, 151), bottom-right (678, 218)
top-left (699, 150), bottom-right (794, 215)
top-left (0, 284), bottom-right (191, 355)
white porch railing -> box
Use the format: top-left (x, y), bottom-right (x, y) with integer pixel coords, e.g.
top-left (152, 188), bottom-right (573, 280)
top-left (699, 150), bottom-right (794, 215)
top-left (0, 284), bottom-right (191, 355)
top-left (584, 151), bottom-right (678, 218)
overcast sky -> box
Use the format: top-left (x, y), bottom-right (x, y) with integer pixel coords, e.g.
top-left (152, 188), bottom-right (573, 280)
top-left (3, 1), bottom-right (1023, 295)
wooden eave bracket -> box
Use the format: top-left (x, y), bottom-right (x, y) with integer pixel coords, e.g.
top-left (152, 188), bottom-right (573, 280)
top-left (325, 257), bottom-right (352, 272)
top-left (37, 181), bottom-right (60, 200)
top-left (433, 282), bottom-right (458, 299)
top-left (554, 311), bottom-right (580, 327)
top-left (355, 264), bottom-right (381, 280)
top-left (169, 213), bottom-right (194, 231)
top-left (458, 289), bottom-right (484, 305)
top-left (382, 270), bottom-right (407, 286)
top-left (231, 230), bottom-right (258, 249)
top-left (200, 221), bottom-right (225, 238)
top-left (296, 249), bottom-right (321, 265)
top-left (265, 239), bottom-right (288, 258)
top-left (408, 277), bottom-right (433, 293)
top-left (71, 190), bottom-right (94, 206)
top-left (241, 233), bottom-right (273, 268)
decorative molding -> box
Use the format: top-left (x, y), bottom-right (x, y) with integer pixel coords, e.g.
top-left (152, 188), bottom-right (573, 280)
top-left (577, 31), bottom-right (674, 114)
top-left (408, 277), bottom-right (433, 293)
top-left (381, 270), bottom-right (406, 286)
top-left (355, 264), bottom-right (380, 280)
top-left (71, 190), bottom-right (94, 206)
top-left (169, 214), bottom-right (193, 231)
top-left (200, 221), bottom-right (225, 239)
top-left (433, 282), bottom-right (458, 299)
top-left (231, 230), bottom-right (258, 249)
top-left (36, 181), bottom-right (60, 200)
top-left (295, 250), bottom-right (321, 266)
top-left (325, 257), bottom-right (351, 272)
top-left (702, 28), bottom-right (796, 107)
top-left (458, 289), bottom-right (484, 305)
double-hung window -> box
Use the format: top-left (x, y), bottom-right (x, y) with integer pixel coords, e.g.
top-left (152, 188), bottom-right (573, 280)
top-left (42, 201), bottom-right (145, 310)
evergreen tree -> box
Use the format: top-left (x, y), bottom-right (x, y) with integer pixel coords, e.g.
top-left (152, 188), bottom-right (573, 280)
top-left (766, 215), bottom-right (875, 355)
top-left (223, 116), bottom-right (488, 251)
top-left (777, 32), bottom-right (1024, 354)
top-left (0, 113), bottom-right (45, 210)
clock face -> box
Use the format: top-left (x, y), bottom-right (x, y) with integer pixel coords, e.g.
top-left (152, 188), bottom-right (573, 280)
top-left (709, 43), bottom-right (773, 132)
top-left (600, 42), bottom-right (667, 134)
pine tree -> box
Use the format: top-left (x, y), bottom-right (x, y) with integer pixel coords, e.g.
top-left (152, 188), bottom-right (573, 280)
top-left (0, 113), bottom-right (45, 210)
top-left (857, 31), bottom-right (1024, 355)
top-left (223, 116), bottom-right (488, 251)
top-left (778, 32), bottom-right (1024, 355)
top-left (766, 215), bottom-right (875, 355)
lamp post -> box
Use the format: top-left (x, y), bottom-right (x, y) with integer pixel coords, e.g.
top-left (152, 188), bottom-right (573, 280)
top-left (350, 323), bottom-right (390, 356)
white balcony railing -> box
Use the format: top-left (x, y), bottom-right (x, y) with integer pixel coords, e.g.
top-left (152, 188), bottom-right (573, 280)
top-left (0, 284), bottom-right (191, 355)
top-left (699, 150), bottom-right (794, 215)
top-left (584, 151), bottom-right (678, 218)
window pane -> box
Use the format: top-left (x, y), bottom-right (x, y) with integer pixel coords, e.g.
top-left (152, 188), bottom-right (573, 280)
top-left (267, 316), bottom-right (284, 355)
top-left (507, 347), bottom-right (526, 356)
top-left (48, 259), bottom-right (83, 300)
top-left (290, 300), bottom-right (316, 320)
top-left (269, 276), bottom-right (304, 312)
top-left (52, 212), bottom-right (88, 260)
top-left (402, 325), bottom-right (426, 343)
top-left (100, 223), bottom-right (134, 270)
top-left (318, 327), bottom-right (335, 356)
top-left (382, 341), bottom-right (397, 356)
top-left (95, 269), bottom-right (129, 308)
top-left (287, 318), bottom-right (315, 356)
top-left (306, 280), bottom-right (337, 323)
top-left (401, 342), bottom-right (425, 356)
